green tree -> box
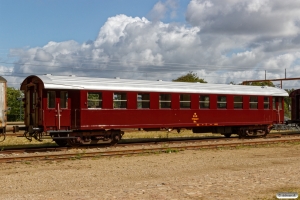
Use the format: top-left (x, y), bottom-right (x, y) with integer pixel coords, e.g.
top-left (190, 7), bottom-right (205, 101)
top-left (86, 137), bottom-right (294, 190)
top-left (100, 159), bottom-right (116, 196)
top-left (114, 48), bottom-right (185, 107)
top-left (7, 87), bottom-right (24, 121)
top-left (172, 71), bottom-right (207, 83)
top-left (242, 81), bottom-right (275, 87)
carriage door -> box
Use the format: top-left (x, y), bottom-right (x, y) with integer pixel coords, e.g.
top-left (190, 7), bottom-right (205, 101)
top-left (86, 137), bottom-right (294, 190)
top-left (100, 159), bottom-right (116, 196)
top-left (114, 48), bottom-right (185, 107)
top-left (25, 83), bottom-right (40, 128)
top-left (272, 97), bottom-right (283, 123)
top-left (46, 91), bottom-right (71, 130)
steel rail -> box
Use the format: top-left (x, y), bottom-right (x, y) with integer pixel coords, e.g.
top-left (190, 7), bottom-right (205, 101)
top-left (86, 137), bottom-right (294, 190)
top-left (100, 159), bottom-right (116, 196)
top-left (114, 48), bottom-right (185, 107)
top-left (0, 136), bottom-right (236, 154)
top-left (1, 133), bottom-right (299, 155)
top-left (1, 138), bottom-right (300, 163)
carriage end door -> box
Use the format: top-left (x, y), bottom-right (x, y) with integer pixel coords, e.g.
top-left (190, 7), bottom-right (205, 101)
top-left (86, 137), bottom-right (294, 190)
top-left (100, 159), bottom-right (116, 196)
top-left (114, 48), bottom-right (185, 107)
top-left (25, 83), bottom-right (41, 128)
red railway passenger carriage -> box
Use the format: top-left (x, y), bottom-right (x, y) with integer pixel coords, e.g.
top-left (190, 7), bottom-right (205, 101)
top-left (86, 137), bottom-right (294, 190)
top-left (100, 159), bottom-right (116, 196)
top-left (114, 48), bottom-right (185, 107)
top-left (20, 74), bottom-right (288, 146)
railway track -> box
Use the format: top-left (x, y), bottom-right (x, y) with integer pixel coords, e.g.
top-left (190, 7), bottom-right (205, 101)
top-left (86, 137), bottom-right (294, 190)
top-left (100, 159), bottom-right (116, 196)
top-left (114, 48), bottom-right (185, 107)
top-left (1, 135), bottom-right (300, 163)
top-left (0, 131), bottom-right (294, 155)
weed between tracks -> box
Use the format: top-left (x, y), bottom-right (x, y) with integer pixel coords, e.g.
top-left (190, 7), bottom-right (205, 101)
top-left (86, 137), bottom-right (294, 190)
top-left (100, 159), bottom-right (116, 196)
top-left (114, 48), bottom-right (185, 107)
top-left (70, 151), bottom-right (86, 160)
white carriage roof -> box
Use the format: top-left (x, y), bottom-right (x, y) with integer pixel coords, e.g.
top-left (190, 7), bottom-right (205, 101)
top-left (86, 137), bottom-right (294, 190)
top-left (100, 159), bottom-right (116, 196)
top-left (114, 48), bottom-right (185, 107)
top-left (29, 74), bottom-right (288, 96)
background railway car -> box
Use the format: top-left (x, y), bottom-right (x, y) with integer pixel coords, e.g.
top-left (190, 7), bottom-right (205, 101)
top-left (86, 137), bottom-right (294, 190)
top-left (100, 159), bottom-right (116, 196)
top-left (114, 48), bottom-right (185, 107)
top-left (19, 74), bottom-right (288, 146)
top-left (288, 89), bottom-right (300, 124)
top-left (0, 76), bottom-right (7, 138)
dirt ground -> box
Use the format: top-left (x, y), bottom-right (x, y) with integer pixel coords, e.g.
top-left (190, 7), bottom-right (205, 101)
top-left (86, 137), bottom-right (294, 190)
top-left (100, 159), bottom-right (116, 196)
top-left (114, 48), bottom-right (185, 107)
top-left (0, 143), bottom-right (299, 200)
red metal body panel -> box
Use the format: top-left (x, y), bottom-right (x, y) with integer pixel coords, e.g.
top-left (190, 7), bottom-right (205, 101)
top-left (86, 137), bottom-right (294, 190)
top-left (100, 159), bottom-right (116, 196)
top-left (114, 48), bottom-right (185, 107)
top-left (46, 90), bottom-right (284, 131)
top-left (74, 108), bottom-right (277, 130)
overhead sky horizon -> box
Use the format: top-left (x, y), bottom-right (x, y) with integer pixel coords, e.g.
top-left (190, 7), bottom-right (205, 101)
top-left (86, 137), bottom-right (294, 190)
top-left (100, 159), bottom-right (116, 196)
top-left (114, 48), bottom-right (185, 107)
top-left (1, 0), bottom-right (300, 89)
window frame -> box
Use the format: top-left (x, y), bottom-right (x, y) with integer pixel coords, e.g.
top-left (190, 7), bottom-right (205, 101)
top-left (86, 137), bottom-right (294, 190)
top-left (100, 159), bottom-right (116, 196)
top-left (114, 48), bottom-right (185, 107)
top-left (199, 95), bottom-right (210, 109)
top-left (180, 94), bottom-right (191, 109)
top-left (137, 93), bottom-right (150, 109)
top-left (264, 97), bottom-right (270, 109)
top-left (60, 91), bottom-right (68, 109)
top-left (249, 96), bottom-right (258, 109)
top-left (113, 92), bottom-right (127, 109)
top-left (278, 97), bottom-right (283, 110)
top-left (217, 96), bottom-right (227, 109)
top-left (87, 92), bottom-right (102, 109)
top-left (159, 93), bottom-right (171, 109)
top-left (47, 91), bottom-right (56, 109)
top-left (234, 96), bottom-right (243, 109)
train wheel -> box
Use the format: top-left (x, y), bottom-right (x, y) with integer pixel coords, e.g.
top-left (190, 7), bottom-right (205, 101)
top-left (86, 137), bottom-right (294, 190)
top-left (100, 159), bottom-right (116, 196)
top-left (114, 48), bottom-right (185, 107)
top-left (67, 138), bottom-right (81, 147)
top-left (54, 139), bottom-right (68, 147)
top-left (238, 130), bottom-right (246, 139)
top-left (224, 133), bottom-right (231, 138)
top-left (262, 128), bottom-right (270, 138)
top-left (110, 132), bottom-right (121, 146)
top-left (0, 133), bottom-right (5, 142)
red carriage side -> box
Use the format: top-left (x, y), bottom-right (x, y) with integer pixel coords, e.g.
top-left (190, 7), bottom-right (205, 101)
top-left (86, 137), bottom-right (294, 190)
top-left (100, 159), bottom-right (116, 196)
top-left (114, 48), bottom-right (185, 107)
top-left (20, 74), bottom-right (288, 146)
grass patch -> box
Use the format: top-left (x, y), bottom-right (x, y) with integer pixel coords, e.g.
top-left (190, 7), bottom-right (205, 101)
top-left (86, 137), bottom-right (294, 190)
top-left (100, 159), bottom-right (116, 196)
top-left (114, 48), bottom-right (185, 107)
top-left (0, 136), bottom-right (56, 148)
top-left (122, 129), bottom-right (215, 139)
top-left (24, 161), bottom-right (31, 165)
top-left (70, 152), bottom-right (85, 160)
top-left (164, 148), bottom-right (180, 153)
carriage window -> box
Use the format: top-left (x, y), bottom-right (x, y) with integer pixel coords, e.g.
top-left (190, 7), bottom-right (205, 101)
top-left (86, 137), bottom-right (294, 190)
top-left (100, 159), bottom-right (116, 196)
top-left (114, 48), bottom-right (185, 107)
top-left (159, 94), bottom-right (171, 108)
top-left (272, 97), bottom-right (282, 110)
top-left (114, 93), bottom-right (127, 109)
top-left (47, 91), bottom-right (55, 109)
top-left (137, 93), bottom-right (150, 109)
top-left (234, 96), bottom-right (243, 109)
top-left (250, 96), bottom-right (258, 109)
top-left (60, 91), bottom-right (68, 108)
top-left (264, 97), bottom-right (269, 109)
top-left (180, 94), bottom-right (191, 109)
top-left (217, 96), bottom-right (227, 109)
top-left (278, 97), bottom-right (282, 110)
top-left (88, 92), bottom-right (102, 108)
top-left (200, 95), bottom-right (210, 109)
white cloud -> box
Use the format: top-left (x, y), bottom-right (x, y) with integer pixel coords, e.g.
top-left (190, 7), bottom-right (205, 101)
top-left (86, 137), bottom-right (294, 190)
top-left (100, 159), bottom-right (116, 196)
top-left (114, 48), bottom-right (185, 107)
top-left (148, 0), bottom-right (178, 21)
top-left (246, 0), bottom-right (269, 13)
top-left (262, 54), bottom-right (297, 72)
top-left (186, 0), bottom-right (300, 37)
top-left (0, 65), bottom-right (13, 74)
top-left (34, 49), bottom-right (53, 62)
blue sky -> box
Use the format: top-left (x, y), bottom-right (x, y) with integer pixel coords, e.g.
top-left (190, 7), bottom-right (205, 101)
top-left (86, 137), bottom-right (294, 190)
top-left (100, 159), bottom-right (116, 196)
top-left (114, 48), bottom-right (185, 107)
top-left (0, 0), bottom-right (187, 50)
top-left (1, 0), bottom-right (300, 89)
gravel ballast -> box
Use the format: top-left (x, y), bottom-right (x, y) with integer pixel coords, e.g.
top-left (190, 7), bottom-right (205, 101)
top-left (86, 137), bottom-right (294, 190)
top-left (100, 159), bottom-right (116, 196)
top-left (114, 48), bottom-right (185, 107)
top-left (0, 143), bottom-right (299, 200)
